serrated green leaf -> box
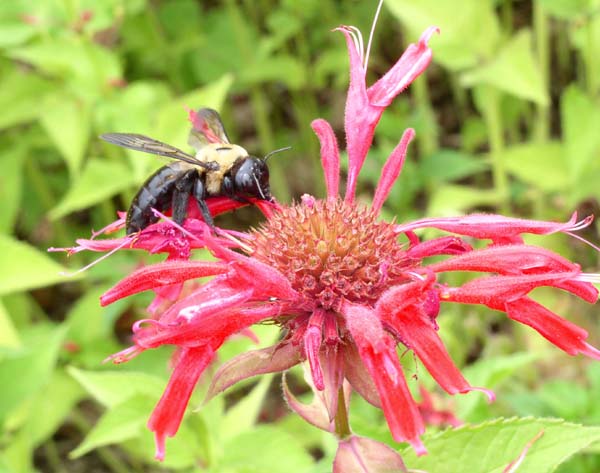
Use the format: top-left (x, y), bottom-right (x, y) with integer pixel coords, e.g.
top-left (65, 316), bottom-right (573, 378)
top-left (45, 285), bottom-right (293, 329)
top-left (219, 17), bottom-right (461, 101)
top-left (0, 325), bottom-right (66, 424)
top-left (220, 425), bottom-right (314, 472)
top-left (49, 159), bottom-right (136, 220)
top-left (402, 418), bottom-right (600, 473)
top-left (39, 94), bottom-right (91, 176)
top-left (461, 30), bottom-right (548, 105)
top-left (0, 69), bottom-right (54, 130)
top-left (71, 394), bottom-right (155, 458)
top-left (0, 235), bottom-right (71, 295)
top-left (0, 146), bottom-right (24, 234)
top-left (384, 0), bottom-right (501, 70)
top-left (68, 367), bottom-right (165, 408)
top-left (502, 141), bottom-right (569, 192)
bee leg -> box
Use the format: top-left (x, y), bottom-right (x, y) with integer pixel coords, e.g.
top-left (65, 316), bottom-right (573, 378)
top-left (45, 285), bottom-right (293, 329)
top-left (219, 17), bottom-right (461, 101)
top-left (171, 170), bottom-right (197, 227)
top-left (192, 177), bottom-right (216, 231)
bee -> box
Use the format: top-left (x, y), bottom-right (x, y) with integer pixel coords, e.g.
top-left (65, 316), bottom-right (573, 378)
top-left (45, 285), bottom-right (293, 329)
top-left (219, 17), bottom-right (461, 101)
top-left (101, 108), bottom-right (274, 235)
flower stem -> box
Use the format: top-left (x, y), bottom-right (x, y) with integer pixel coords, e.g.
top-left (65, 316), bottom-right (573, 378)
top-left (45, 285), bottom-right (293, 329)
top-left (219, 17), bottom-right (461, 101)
top-left (334, 387), bottom-right (351, 439)
top-left (533, 0), bottom-right (550, 141)
top-left (412, 74), bottom-right (438, 158)
top-left (480, 86), bottom-right (509, 212)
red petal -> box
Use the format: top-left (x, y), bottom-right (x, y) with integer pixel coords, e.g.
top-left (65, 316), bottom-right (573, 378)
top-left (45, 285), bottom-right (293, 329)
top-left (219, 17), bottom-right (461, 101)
top-left (407, 236), bottom-right (473, 259)
top-left (343, 302), bottom-right (425, 453)
top-left (505, 297), bottom-right (600, 359)
top-left (343, 343), bottom-right (381, 408)
top-left (148, 346), bottom-right (215, 461)
top-left (372, 128), bottom-right (415, 214)
top-left (427, 244), bottom-right (581, 276)
top-left (311, 119), bottom-right (340, 201)
top-left (100, 260), bottom-right (227, 306)
top-left (367, 26), bottom-right (438, 107)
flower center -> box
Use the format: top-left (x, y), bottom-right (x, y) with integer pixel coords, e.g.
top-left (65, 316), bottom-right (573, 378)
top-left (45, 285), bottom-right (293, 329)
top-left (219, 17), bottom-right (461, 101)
top-left (250, 198), bottom-right (414, 311)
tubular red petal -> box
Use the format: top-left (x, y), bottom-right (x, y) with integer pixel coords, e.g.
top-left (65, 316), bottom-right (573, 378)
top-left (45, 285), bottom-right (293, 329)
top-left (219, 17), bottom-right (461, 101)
top-left (395, 212), bottom-right (582, 243)
top-left (148, 346), bottom-right (215, 461)
top-left (442, 272), bottom-right (587, 309)
top-left (343, 343), bottom-right (381, 408)
top-left (311, 119), bottom-right (340, 201)
top-left (367, 26), bottom-right (438, 107)
top-left (343, 302), bottom-right (425, 452)
top-left (135, 302), bottom-right (277, 349)
top-left (372, 128), bottom-right (415, 214)
top-left (427, 245), bottom-right (581, 276)
top-left (407, 236), bottom-right (472, 259)
top-left (386, 305), bottom-right (475, 396)
top-left (505, 297), bottom-right (600, 359)
top-left (100, 260), bottom-right (227, 306)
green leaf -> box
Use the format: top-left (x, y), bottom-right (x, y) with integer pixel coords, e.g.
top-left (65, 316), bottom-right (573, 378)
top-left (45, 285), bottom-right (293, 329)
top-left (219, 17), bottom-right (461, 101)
top-left (0, 235), bottom-right (71, 295)
top-left (39, 94), bottom-right (91, 176)
top-left (0, 146), bottom-right (24, 234)
top-left (0, 69), bottom-right (54, 130)
top-left (427, 184), bottom-right (499, 215)
top-left (19, 369), bottom-right (85, 447)
top-left (419, 149), bottom-right (487, 184)
top-left (401, 418), bottom-right (600, 473)
top-left (71, 394), bottom-right (155, 458)
top-left (384, 0), bottom-right (501, 70)
top-left (221, 374), bottom-right (275, 441)
top-left (68, 367), bottom-right (165, 408)
top-left (502, 141), bottom-right (569, 192)
top-left (241, 56), bottom-right (306, 90)
top-left (458, 352), bottom-right (541, 420)
top-left (0, 325), bottom-right (66, 424)
top-left (0, 300), bottom-right (20, 349)
top-left (560, 85), bottom-right (600, 183)
top-left (0, 21), bottom-right (36, 48)
top-left (219, 425), bottom-right (314, 472)
top-left (8, 37), bottom-right (121, 94)
top-left (461, 30), bottom-right (548, 105)
top-left (49, 159), bottom-right (136, 220)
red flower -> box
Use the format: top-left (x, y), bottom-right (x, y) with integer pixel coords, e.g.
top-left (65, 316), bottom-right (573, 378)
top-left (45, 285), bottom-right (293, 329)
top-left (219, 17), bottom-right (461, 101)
top-left (67, 20), bottom-right (599, 468)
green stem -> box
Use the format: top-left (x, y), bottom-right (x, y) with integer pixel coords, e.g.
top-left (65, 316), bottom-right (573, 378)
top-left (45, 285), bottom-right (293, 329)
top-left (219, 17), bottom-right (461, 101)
top-left (334, 388), bottom-right (352, 439)
top-left (411, 74), bottom-right (438, 158)
top-left (585, 15), bottom-right (598, 96)
top-left (481, 86), bottom-right (509, 212)
top-left (533, 0), bottom-right (550, 141)
top-left (43, 440), bottom-right (67, 473)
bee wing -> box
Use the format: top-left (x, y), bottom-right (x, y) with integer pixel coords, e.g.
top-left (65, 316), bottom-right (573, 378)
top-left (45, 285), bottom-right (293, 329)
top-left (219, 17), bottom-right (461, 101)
top-left (188, 108), bottom-right (231, 152)
top-left (100, 133), bottom-right (219, 170)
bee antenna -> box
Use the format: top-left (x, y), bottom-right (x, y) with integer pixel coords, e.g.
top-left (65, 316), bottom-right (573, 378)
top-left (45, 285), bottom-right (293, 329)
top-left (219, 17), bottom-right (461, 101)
top-left (263, 146), bottom-right (292, 162)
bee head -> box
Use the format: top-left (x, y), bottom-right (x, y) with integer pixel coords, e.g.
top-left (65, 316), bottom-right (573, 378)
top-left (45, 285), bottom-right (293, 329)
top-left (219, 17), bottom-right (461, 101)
top-left (232, 157), bottom-right (271, 201)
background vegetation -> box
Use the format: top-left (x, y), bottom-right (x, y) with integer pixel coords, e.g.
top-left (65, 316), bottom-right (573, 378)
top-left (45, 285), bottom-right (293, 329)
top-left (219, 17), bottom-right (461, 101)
top-left (1, 0), bottom-right (600, 471)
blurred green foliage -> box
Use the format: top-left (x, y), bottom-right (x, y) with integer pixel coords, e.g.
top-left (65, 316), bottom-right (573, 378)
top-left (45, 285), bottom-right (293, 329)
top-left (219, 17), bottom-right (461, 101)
top-left (1, 0), bottom-right (600, 471)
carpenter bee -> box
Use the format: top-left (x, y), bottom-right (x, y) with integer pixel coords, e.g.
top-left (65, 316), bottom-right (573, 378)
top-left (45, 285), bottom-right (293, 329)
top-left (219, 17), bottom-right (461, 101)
top-left (101, 108), bottom-right (274, 235)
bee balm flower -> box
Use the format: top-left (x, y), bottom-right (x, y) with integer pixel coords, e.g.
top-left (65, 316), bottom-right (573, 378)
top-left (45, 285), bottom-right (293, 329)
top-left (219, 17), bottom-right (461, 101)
top-left (84, 20), bottom-right (599, 471)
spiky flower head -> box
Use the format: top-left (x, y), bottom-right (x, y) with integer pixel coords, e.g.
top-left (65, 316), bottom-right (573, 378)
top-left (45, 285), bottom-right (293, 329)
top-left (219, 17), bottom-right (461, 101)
top-left (60, 15), bottom-right (600, 471)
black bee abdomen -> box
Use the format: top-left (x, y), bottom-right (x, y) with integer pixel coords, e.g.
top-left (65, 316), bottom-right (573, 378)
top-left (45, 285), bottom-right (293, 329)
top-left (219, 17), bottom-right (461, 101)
top-left (125, 164), bottom-right (186, 234)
